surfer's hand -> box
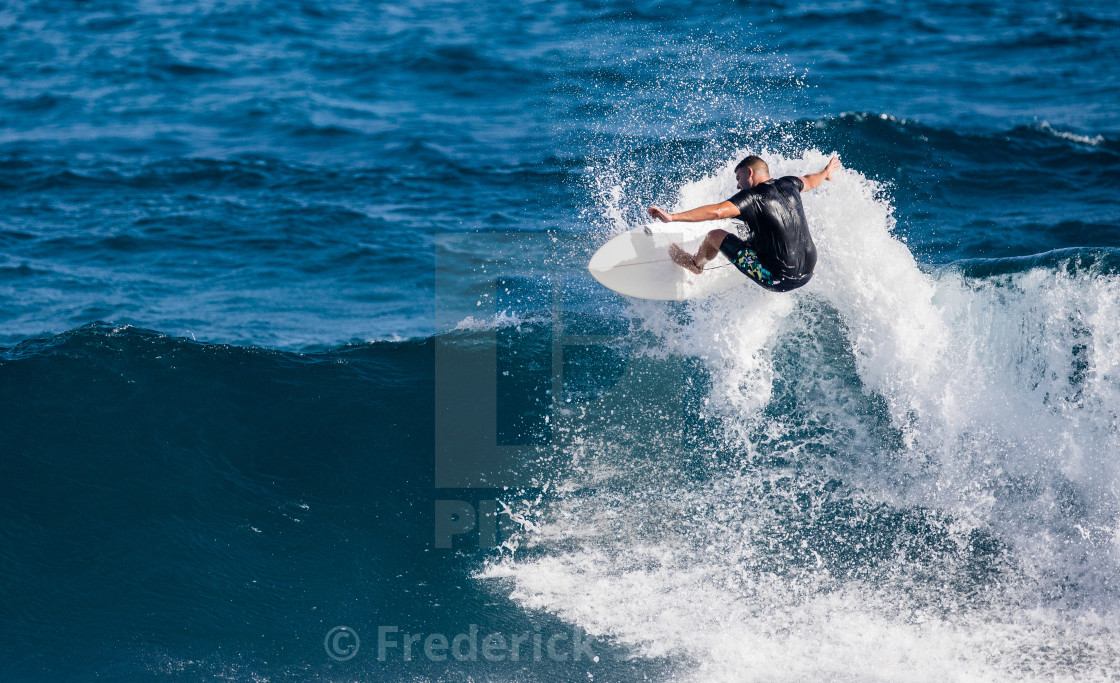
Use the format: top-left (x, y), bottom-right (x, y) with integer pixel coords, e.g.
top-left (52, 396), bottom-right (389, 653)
top-left (822, 156), bottom-right (841, 181)
top-left (648, 206), bottom-right (673, 223)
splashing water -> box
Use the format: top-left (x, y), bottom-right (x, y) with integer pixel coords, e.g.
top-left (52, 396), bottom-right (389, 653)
top-left (483, 150), bottom-right (1120, 682)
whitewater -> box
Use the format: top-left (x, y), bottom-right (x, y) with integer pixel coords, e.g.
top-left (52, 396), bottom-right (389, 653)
top-left (482, 151), bottom-right (1120, 682)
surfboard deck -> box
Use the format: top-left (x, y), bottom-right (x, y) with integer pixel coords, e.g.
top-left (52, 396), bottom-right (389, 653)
top-left (587, 225), bottom-right (744, 300)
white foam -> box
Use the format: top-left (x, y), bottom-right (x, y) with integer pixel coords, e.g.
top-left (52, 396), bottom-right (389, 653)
top-left (451, 310), bottom-right (547, 333)
top-left (1038, 121), bottom-right (1105, 147)
top-left (482, 150), bottom-right (1120, 681)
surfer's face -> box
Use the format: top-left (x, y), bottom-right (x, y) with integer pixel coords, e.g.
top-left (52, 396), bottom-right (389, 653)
top-left (735, 168), bottom-right (752, 190)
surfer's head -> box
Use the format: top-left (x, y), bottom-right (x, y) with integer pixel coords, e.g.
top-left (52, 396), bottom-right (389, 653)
top-left (734, 156), bottom-right (770, 190)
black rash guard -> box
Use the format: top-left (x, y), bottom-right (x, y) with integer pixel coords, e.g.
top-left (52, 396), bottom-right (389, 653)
top-left (718, 176), bottom-right (817, 291)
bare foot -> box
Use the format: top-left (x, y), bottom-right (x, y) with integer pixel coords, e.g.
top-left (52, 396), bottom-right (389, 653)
top-left (669, 243), bottom-right (703, 274)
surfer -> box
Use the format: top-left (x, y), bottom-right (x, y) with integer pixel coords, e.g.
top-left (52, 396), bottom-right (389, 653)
top-left (649, 155), bottom-right (840, 292)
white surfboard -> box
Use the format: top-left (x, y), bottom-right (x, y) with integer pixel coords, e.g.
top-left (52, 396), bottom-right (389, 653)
top-left (587, 225), bottom-right (744, 300)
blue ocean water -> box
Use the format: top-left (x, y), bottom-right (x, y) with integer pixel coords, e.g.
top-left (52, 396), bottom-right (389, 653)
top-left (2, 0), bottom-right (1120, 680)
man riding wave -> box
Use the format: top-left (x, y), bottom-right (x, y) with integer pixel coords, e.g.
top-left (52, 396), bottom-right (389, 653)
top-left (649, 155), bottom-right (840, 292)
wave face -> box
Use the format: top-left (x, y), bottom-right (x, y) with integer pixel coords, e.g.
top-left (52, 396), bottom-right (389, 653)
top-left (0, 323), bottom-right (663, 680)
top-left (2, 0), bottom-right (1120, 680)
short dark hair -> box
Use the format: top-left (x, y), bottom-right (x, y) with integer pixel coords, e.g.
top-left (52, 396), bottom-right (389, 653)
top-left (735, 155), bottom-right (768, 175)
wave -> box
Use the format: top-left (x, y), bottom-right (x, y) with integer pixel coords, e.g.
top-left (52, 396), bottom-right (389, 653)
top-left (947, 247), bottom-right (1120, 278)
top-left (487, 150), bottom-right (1120, 681)
top-left (5, 148), bottom-right (1120, 679)
top-left (823, 112), bottom-right (1118, 157)
top-left (0, 322), bottom-right (649, 680)
top-left (1037, 120), bottom-right (1107, 147)
top-left (0, 156), bottom-right (277, 193)
top-left (0, 321), bottom-right (438, 501)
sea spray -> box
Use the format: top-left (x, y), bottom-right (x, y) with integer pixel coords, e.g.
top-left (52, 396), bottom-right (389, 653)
top-left (482, 151), bottom-right (1120, 681)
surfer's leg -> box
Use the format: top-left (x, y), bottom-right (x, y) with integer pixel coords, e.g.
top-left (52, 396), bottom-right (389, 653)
top-left (669, 243), bottom-right (703, 274)
top-left (669, 229), bottom-right (727, 274)
top-left (693, 229), bottom-right (728, 269)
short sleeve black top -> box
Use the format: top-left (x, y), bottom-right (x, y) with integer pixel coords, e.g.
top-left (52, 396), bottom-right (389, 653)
top-left (726, 176), bottom-right (817, 280)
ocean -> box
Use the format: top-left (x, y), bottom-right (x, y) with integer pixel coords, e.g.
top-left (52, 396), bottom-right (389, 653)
top-left (2, 0), bottom-right (1120, 680)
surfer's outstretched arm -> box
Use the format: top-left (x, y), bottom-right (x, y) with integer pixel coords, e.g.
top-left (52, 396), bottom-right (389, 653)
top-left (799, 156), bottom-right (841, 192)
top-left (648, 201), bottom-right (739, 223)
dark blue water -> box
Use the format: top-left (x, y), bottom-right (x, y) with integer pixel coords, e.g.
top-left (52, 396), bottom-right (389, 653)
top-left (3, 1), bottom-right (1120, 680)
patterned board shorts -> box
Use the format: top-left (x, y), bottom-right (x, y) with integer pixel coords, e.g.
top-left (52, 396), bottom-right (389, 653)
top-left (717, 232), bottom-right (811, 292)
